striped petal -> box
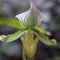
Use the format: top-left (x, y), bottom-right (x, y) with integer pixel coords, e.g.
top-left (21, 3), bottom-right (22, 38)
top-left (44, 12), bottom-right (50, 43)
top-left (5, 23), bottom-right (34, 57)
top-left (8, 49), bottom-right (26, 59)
top-left (15, 1), bottom-right (43, 28)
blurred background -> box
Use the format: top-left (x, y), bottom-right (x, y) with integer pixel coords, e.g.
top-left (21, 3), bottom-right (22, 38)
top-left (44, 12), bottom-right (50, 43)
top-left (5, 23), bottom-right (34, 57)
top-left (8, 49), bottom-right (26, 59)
top-left (0, 0), bottom-right (60, 60)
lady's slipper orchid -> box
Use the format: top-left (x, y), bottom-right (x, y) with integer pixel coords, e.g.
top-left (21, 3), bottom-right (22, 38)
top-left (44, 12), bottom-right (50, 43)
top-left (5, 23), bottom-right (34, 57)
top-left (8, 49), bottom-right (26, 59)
top-left (15, 1), bottom-right (43, 27)
top-left (0, 1), bottom-right (57, 60)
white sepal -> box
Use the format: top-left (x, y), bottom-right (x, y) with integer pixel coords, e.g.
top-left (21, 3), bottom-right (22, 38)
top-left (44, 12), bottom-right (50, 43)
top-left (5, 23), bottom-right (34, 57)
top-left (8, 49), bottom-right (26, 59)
top-left (15, 1), bottom-right (43, 27)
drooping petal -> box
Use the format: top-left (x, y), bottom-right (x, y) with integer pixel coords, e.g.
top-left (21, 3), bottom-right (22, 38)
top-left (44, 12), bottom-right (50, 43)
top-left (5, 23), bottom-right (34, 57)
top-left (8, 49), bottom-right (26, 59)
top-left (2, 30), bottom-right (27, 42)
top-left (33, 30), bottom-right (57, 45)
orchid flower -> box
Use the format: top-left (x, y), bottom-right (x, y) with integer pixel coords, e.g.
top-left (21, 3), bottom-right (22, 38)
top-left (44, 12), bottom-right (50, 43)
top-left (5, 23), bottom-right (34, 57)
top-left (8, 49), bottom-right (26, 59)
top-left (0, 1), bottom-right (57, 60)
